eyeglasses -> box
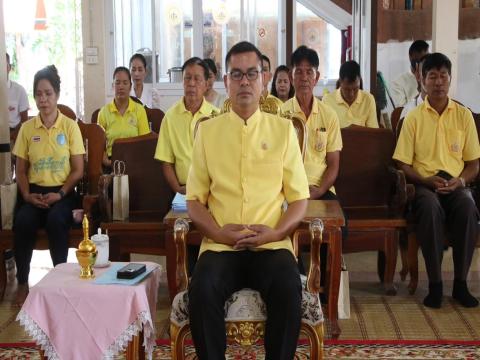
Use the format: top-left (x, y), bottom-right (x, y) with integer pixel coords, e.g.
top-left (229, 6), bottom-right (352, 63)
top-left (228, 69), bottom-right (261, 81)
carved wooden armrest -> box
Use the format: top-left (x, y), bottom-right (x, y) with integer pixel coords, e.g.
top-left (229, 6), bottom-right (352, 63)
top-left (174, 218), bottom-right (190, 292)
top-left (306, 218), bottom-right (324, 294)
top-left (292, 218), bottom-right (324, 294)
top-left (98, 174), bottom-right (113, 222)
top-left (388, 166), bottom-right (407, 216)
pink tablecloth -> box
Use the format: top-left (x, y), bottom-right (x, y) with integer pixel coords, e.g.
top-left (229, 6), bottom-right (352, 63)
top-left (16, 262), bottom-right (161, 360)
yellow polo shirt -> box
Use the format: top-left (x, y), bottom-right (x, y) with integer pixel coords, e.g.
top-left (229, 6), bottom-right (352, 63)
top-left (98, 98), bottom-right (150, 156)
top-left (13, 112), bottom-right (85, 186)
top-left (155, 97), bottom-right (219, 185)
top-left (187, 109), bottom-right (310, 255)
top-left (281, 96), bottom-right (342, 192)
top-left (322, 89), bottom-right (378, 128)
top-left (393, 97), bottom-right (480, 178)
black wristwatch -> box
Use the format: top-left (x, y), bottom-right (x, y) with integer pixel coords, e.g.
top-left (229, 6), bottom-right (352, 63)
top-left (58, 189), bottom-right (65, 199)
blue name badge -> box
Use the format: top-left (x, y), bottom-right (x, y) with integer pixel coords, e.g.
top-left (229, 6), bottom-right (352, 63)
top-left (57, 133), bottom-right (66, 146)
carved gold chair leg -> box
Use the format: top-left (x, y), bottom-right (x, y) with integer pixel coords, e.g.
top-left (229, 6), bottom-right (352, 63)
top-left (301, 323), bottom-right (324, 360)
top-left (170, 323), bottom-right (191, 360)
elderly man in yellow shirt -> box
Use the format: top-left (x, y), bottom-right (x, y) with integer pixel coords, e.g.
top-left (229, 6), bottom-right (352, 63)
top-left (155, 57), bottom-right (218, 195)
top-left (322, 60), bottom-right (378, 128)
top-left (186, 41), bottom-right (309, 360)
top-left (155, 57), bottom-right (218, 273)
top-left (394, 53), bottom-right (480, 309)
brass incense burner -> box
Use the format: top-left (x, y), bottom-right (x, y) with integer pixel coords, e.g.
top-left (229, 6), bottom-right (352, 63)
top-left (76, 215), bottom-right (97, 279)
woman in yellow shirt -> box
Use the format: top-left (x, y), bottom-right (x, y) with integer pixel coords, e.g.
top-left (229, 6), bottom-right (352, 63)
top-left (98, 66), bottom-right (150, 167)
top-left (12, 65), bottom-right (85, 304)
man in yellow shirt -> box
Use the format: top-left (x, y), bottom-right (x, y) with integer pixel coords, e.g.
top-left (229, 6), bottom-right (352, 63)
top-left (393, 53), bottom-right (480, 309)
top-left (322, 60), bottom-right (378, 128)
top-left (155, 57), bottom-right (218, 273)
top-left (281, 45), bottom-right (343, 284)
top-left (281, 45), bottom-right (342, 200)
top-left (187, 41), bottom-right (309, 359)
top-left (155, 57), bottom-right (218, 195)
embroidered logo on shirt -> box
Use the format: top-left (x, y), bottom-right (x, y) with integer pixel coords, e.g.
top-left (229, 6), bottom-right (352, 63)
top-left (261, 141), bottom-right (268, 150)
top-left (451, 142), bottom-right (460, 152)
top-left (32, 136), bottom-right (41, 142)
top-left (128, 116), bottom-right (137, 127)
top-left (57, 133), bottom-right (66, 146)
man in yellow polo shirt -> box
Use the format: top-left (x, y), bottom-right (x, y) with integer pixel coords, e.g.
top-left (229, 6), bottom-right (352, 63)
top-left (155, 57), bottom-right (218, 195)
top-left (322, 60), bottom-right (378, 128)
top-left (281, 45), bottom-right (343, 288)
top-left (394, 53), bottom-right (480, 309)
top-left (155, 57), bottom-right (218, 273)
top-left (186, 41), bottom-right (309, 359)
top-left (281, 45), bottom-right (342, 200)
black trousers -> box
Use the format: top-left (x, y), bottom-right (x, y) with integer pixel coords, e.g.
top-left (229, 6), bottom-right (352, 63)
top-left (414, 185), bottom-right (479, 283)
top-left (14, 184), bottom-right (76, 284)
top-left (188, 249), bottom-right (302, 360)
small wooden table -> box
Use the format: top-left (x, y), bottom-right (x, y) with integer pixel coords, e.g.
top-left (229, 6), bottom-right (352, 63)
top-left (163, 199), bottom-right (345, 337)
top-left (101, 213), bottom-right (168, 262)
top-left (17, 262), bottom-right (161, 360)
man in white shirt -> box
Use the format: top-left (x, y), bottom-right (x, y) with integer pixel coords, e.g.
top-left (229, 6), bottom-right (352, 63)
top-left (390, 40), bottom-right (429, 108)
top-left (400, 55), bottom-right (427, 119)
top-left (6, 53), bottom-right (29, 131)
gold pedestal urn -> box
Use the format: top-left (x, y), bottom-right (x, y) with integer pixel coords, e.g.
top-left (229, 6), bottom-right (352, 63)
top-left (76, 215), bottom-right (97, 279)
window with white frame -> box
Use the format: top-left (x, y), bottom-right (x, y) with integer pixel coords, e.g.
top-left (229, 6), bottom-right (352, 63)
top-left (110, 0), bottom-right (344, 85)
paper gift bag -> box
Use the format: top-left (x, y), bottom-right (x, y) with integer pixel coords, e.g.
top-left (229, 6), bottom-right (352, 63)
top-left (338, 256), bottom-right (351, 319)
top-left (112, 160), bottom-right (129, 221)
top-left (0, 182), bottom-right (18, 230)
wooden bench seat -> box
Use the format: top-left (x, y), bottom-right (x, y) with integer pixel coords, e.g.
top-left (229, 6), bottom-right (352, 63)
top-left (335, 126), bottom-right (408, 294)
top-left (99, 133), bottom-right (175, 263)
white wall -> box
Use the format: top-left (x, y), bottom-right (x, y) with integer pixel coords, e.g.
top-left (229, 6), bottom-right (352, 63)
top-left (378, 39), bottom-right (480, 113)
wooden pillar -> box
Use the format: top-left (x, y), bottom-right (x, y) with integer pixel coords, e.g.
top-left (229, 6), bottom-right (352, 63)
top-left (0, 0), bottom-right (13, 184)
top-left (370, 1), bottom-right (377, 98)
top-left (286, 0), bottom-right (293, 66)
top-left (432, 0), bottom-right (459, 97)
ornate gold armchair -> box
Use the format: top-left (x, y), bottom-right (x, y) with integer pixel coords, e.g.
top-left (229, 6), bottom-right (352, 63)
top-left (221, 94), bottom-right (280, 115)
top-left (169, 218), bottom-right (325, 359)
